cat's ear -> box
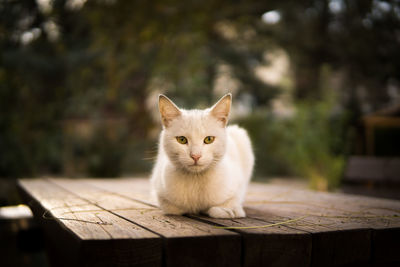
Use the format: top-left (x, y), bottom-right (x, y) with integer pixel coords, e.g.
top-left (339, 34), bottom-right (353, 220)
top-left (159, 94), bottom-right (181, 127)
top-left (210, 93), bottom-right (231, 127)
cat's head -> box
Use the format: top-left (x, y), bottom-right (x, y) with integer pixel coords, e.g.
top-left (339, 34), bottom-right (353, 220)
top-left (158, 94), bottom-right (231, 173)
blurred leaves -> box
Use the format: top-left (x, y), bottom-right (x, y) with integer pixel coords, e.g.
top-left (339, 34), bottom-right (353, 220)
top-left (0, 0), bottom-right (399, 186)
top-left (0, 0), bottom-right (276, 178)
top-left (237, 95), bottom-right (348, 190)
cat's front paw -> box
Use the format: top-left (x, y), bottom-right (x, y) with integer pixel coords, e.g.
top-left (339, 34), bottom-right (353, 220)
top-left (207, 206), bottom-right (246, 219)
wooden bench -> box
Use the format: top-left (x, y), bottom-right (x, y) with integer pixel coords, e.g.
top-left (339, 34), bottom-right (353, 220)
top-left (344, 156), bottom-right (400, 184)
top-left (18, 178), bottom-right (400, 267)
top-left (343, 156), bottom-right (400, 199)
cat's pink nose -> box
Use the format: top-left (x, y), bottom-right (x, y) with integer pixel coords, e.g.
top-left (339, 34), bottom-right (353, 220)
top-left (190, 154), bottom-right (201, 163)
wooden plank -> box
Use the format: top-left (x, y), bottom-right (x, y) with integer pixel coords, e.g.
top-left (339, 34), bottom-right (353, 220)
top-left (191, 213), bottom-right (312, 267)
top-left (88, 178), bottom-right (375, 266)
top-left (245, 182), bottom-right (400, 266)
top-left (85, 178), bottom-right (312, 267)
top-left (344, 156), bottom-right (400, 182)
top-left (387, 158), bottom-right (400, 182)
top-left (81, 178), bottom-right (155, 204)
top-left (18, 179), bottom-right (162, 267)
top-left (326, 192), bottom-right (400, 265)
top-left (49, 178), bottom-right (241, 267)
top-left (372, 227), bottom-right (400, 264)
top-left (344, 156), bottom-right (385, 181)
top-left (245, 183), bottom-right (400, 229)
top-left (87, 178), bottom-right (400, 267)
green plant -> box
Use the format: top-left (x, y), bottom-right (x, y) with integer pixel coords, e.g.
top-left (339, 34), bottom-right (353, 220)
top-left (237, 99), bottom-right (348, 190)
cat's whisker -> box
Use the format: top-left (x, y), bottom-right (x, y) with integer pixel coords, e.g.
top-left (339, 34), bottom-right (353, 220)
top-left (142, 157), bottom-right (158, 161)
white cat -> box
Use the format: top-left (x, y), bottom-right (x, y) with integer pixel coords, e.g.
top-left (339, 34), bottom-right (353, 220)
top-left (150, 93), bottom-right (254, 218)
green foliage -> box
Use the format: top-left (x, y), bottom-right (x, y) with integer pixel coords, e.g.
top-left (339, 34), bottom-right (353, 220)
top-left (280, 102), bottom-right (346, 190)
top-left (0, 0), bottom-right (276, 178)
top-left (262, 0), bottom-right (400, 105)
top-left (237, 99), bottom-right (348, 190)
top-left (62, 124), bottom-right (155, 177)
top-left (0, 0), bottom-right (399, 181)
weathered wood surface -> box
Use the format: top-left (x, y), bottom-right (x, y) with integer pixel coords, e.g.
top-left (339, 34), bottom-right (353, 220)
top-left (18, 178), bottom-right (400, 267)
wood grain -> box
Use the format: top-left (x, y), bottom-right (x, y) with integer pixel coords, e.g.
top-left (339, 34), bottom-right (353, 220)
top-left (245, 182), bottom-right (400, 266)
top-left (18, 179), bottom-right (161, 267)
top-left (86, 178), bottom-right (400, 267)
top-left (85, 178), bottom-right (312, 267)
top-left (19, 177), bottom-right (400, 267)
top-left (48, 178), bottom-right (241, 267)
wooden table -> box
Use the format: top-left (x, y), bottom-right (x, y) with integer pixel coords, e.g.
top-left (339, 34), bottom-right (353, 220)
top-left (18, 178), bottom-right (400, 267)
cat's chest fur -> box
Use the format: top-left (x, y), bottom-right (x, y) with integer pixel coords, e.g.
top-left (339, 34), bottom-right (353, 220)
top-left (160, 163), bottom-right (234, 213)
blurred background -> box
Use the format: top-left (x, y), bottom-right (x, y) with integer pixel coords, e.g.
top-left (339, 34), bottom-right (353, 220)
top-left (0, 0), bottom-right (400, 265)
top-left (2, 0), bottom-right (400, 195)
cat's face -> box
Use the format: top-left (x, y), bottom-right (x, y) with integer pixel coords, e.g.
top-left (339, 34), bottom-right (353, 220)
top-left (158, 94), bottom-right (231, 173)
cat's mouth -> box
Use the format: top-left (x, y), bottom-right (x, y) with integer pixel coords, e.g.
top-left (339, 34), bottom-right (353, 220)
top-left (186, 163), bottom-right (206, 172)
top-left (189, 163), bottom-right (202, 167)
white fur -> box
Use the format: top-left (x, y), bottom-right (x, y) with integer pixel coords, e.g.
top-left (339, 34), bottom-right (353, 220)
top-left (150, 94), bottom-right (254, 218)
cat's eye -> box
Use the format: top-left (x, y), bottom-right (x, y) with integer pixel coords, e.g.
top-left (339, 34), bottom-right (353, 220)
top-left (176, 136), bottom-right (188, 144)
top-left (204, 136), bottom-right (215, 144)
